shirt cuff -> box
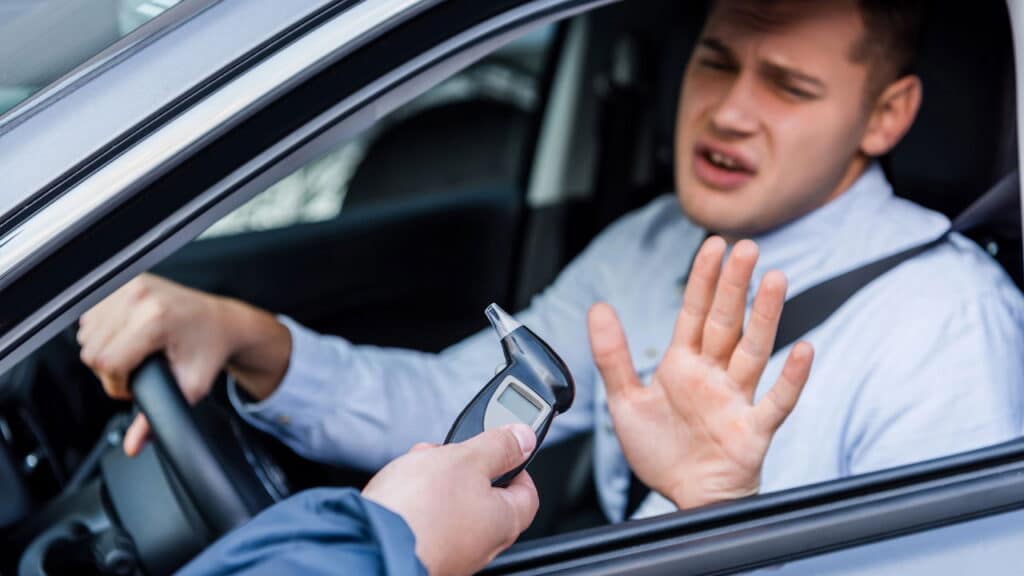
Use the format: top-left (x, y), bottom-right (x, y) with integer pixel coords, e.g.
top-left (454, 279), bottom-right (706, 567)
top-left (227, 315), bottom-right (336, 428)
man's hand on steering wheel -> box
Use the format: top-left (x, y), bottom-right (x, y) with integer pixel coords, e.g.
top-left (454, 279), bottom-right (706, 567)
top-left (77, 274), bottom-right (291, 456)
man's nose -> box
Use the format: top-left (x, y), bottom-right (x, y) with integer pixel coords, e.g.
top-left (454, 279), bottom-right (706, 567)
top-left (709, 75), bottom-right (759, 138)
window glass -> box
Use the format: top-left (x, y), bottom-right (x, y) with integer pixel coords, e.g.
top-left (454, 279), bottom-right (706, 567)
top-left (199, 24), bottom-right (556, 238)
top-left (0, 0), bottom-right (186, 117)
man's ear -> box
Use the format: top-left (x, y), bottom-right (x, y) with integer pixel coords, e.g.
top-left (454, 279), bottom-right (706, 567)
top-left (860, 75), bottom-right (923, 157)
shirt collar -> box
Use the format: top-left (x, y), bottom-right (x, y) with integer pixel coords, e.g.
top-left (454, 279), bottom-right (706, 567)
top-left (745, 162), bottom-right (894, 299)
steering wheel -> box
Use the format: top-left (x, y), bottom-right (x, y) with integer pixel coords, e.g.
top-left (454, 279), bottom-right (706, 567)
top-left (130, 356), bottom-right (253, 536)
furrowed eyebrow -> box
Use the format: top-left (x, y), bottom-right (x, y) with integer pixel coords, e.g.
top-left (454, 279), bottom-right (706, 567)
top-left (698, 36), bottom-right (827, 96)
top-left (761, 61), bottom-right (827, 93)
top-left (698, 37), bottom-right (735, 59)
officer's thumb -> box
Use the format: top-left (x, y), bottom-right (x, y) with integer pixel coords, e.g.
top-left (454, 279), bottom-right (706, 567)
top-left (462, 424), bottom-right (536, 479)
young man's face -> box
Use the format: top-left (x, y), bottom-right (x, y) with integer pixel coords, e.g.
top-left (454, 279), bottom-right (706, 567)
top-left (675, 0), bottom-right (885, 237)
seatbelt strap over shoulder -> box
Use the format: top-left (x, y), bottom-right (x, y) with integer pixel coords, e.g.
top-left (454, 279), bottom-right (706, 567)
top-left (770, 232), bottom-right (948, 355)
top-left (774, 170), bottom-right (1019, 354)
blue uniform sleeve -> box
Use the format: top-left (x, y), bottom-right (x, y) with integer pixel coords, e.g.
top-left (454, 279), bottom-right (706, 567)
top-left (177, 488), bottom-right (426, 576)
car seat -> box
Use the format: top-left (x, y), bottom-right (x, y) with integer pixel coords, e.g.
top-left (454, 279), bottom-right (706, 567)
top-left (343, 98), bottom-right (530, 207)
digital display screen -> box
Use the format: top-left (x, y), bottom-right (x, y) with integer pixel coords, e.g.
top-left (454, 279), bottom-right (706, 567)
top-left (498, 386), bottom-right (542, 424)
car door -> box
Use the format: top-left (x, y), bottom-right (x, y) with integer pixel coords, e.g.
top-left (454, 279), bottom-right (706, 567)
top-left (3, 0), bottom-right (1024, 574)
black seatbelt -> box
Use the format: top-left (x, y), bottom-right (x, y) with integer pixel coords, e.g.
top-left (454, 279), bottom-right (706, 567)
top-left (773, 170), bottom-right (1018, 355)
top-left (623, 170), bottom-right (1020, 519)
top-left (770, 234), bottom-right (947, 354)
top-left (775, 170), bottom-right (1019, 352)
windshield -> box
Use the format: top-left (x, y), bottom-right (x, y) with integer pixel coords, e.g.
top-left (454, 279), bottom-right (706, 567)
top-left (0, 0), bottom-right (185, 117)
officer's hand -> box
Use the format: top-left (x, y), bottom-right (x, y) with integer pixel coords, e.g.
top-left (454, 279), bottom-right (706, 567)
top-left (78, 274), bottom-right (290, 457)
top-left (588, 236), bottom-right (814, 510)
top-left (363, 425), bottom-right (539, 576)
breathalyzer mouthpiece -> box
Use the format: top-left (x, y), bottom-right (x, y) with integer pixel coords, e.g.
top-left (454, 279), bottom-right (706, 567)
top-left (485, 303), bottom-right (522, 340)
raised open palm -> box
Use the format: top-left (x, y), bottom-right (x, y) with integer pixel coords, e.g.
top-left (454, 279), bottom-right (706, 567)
top-left (588, 237), bottom-right (814, 509)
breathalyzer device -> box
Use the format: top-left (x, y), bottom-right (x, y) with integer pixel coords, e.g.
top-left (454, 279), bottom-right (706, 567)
top-left (444, 303), bottom-right (576, 487)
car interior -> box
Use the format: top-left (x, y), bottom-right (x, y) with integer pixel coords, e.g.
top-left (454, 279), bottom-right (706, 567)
top-left (0, 0), bottom-right (1020, 574)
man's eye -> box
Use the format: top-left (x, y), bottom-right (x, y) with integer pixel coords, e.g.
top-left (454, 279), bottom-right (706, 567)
top-left (780, 84), bottom-right (816, 100)
top-left (699, 59), bottom-right (735, 72)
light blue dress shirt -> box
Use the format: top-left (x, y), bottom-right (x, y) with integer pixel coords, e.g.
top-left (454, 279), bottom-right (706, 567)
top-left (230, 163), bottom-right (1024, 522)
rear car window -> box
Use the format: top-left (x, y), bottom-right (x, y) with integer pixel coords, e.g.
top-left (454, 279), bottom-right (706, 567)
top-left (199, 24), bottom-right (556, 239)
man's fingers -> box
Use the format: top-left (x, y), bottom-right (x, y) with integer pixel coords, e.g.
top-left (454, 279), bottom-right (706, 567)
top-left (90, 302), bottom-right (166, 395)
top-left (497, 470), bottom-right (540, 541)
top-left (588, 303), bottom-right (642, 400)
top-left (75, 320), bottom-right (93, 347)
top-left (754, 342), bottom-right (814, 434)
top-left (702, 240), bottom-right (758, 364)
top-left (98, 373), bottom-right (130, 401)
top-left (461, 424), bottom-right (535, 479)
top-left (78, 281), bottom-right (143, 368)
top-left (673, 236), bottom-right (727, 351)
top-left (79, 308), bottom-right (129, 380)
top-left (123, 414), bottom-right (151, 458)
top-left (728, 270), bottom-right (787, 397)
top-left (169, 358), bottom-right (222, 405)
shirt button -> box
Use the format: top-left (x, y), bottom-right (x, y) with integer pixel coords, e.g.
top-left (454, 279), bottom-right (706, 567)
top-left (645, 348), bottom-right (659, 360)
top-left (276, 414), bottom-right (291, 425)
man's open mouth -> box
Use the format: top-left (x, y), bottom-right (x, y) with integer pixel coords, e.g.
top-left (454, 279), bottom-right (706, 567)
top-left (697, 143), bottom-right (755, 173)
top-left (693, 143), bottom-right (757, 190)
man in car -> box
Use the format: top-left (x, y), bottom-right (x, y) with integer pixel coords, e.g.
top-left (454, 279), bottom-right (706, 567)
top-left (78, 0), bottom-right (1024, 522)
